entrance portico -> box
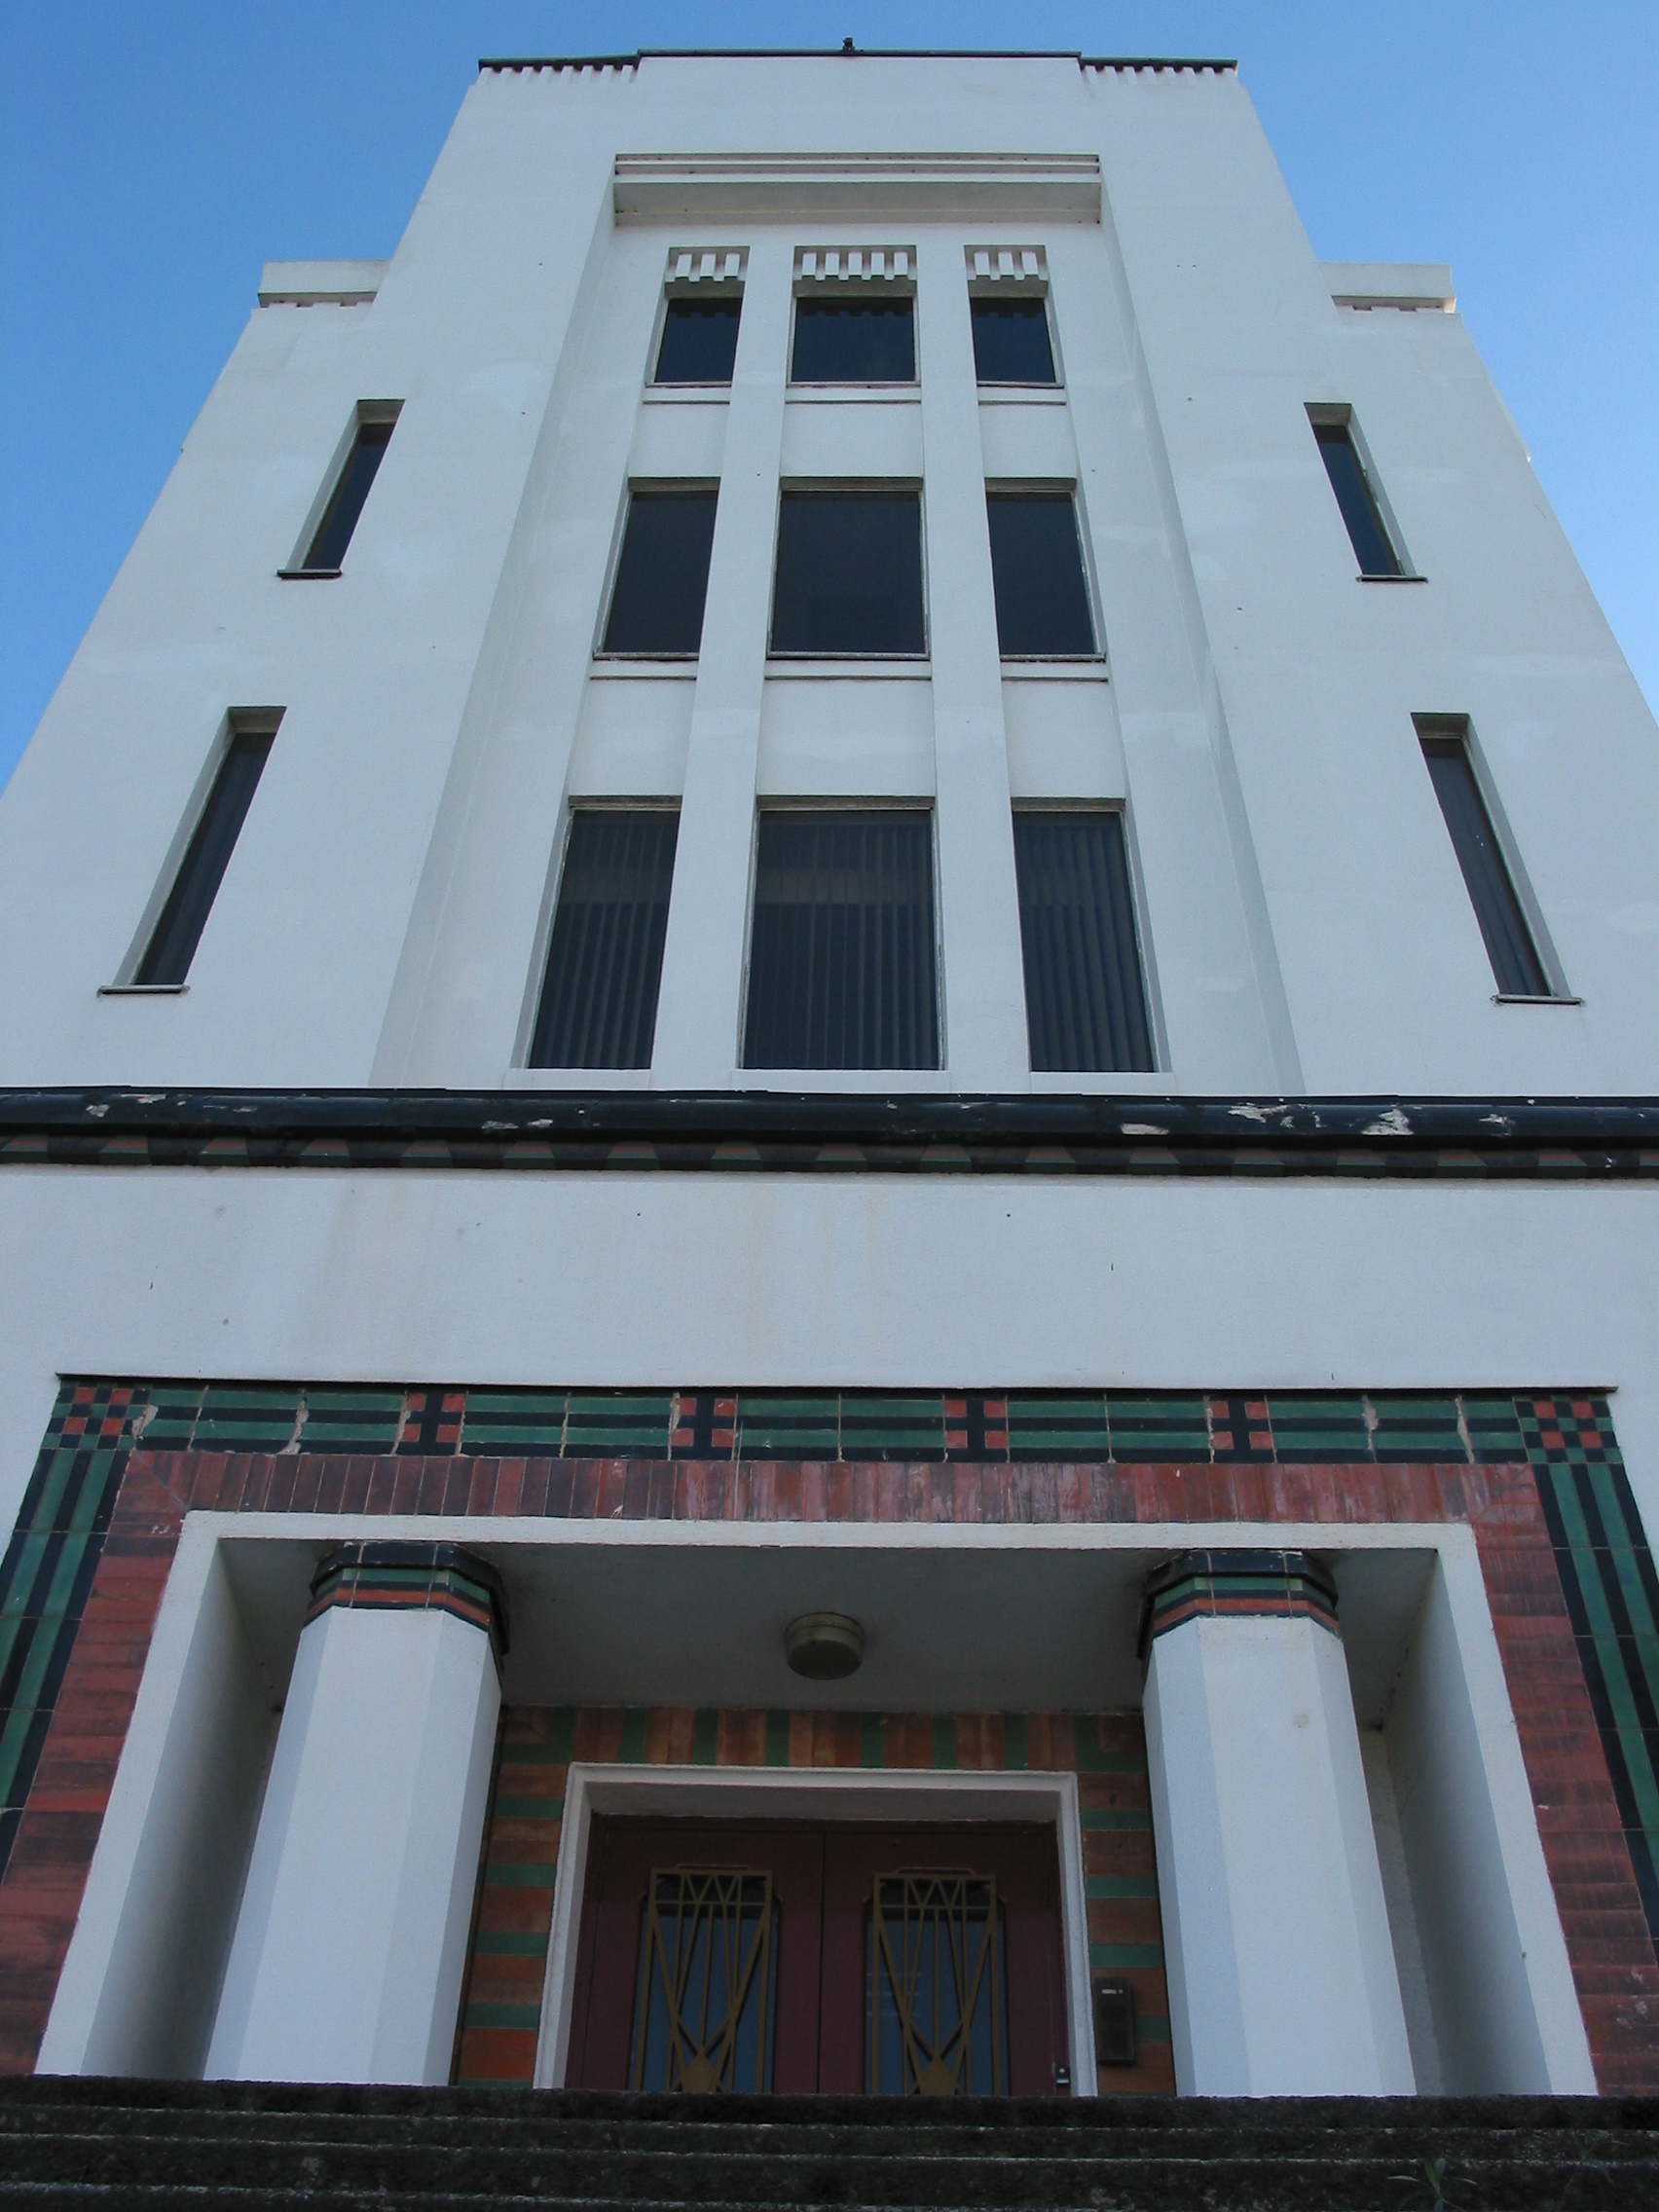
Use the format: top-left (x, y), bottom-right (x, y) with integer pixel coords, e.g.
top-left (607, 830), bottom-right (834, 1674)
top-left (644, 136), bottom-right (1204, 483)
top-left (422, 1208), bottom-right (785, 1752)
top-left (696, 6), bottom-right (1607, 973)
top-left (19, 1386), bottom-right (1613, 2101)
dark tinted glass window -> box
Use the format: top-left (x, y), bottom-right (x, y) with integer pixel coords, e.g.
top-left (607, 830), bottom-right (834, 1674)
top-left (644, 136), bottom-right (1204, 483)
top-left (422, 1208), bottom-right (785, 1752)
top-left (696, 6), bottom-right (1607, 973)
top-left (654, 296), bottom-right (742, 384)
top-left (1014, 812), bottom-right (1155, 1073)
top-left (303, 419), bottom-right (393, 571)
top-left (531, 811), bottom-right (680, 1068)
top-left (771, 491), bottom-right (925, 656)
top-left (1312, 420), bottom-right (1402, 577)
top-left (602, 490), bottom-right (719, 655)
top-left (986, 493), bottom-right (1094, 656)
top-left (1420, 735), bottom-right (1549, 996)
top-left (971, 298), bottom-right (1056, 385)
top-left (744, 811), bottom-right (939, 1070)
top-left (135, 732), bottom-right (273, 985)
top-left (792, 297), bottom-right (915, 383)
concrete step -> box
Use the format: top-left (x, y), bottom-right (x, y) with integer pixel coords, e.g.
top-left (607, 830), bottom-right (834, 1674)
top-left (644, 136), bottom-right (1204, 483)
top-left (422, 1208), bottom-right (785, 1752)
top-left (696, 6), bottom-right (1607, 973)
top-left (0, 2081), bottom-right (1652, 2212)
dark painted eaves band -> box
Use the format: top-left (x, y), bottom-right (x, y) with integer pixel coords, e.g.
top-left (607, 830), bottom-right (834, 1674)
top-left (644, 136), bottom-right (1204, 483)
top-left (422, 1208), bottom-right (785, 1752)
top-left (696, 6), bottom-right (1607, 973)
top-left (2, 1089), bottom-right (1656, 1180)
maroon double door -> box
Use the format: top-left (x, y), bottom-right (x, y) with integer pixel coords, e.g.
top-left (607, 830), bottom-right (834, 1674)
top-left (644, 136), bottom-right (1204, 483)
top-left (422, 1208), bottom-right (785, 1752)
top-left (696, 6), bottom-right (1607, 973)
top-left (568, 1818), bottom-right (1070, 2096)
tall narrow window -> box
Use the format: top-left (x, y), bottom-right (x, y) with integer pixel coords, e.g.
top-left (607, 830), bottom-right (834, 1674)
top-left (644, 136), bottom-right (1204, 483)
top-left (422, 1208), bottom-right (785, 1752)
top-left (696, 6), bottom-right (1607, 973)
top-left (770, 490), bottom-right (925, 656)
top-left (971, 298), bottom-right (1056, 386)
top-left (531, 810), bottom-right (679, 1068)
top-left (602, 489), bottom-right (719, 655)
top-left (1309, 411), bottom-right (1403, 577)
top-left (744, 811), bottom-right (939, 1070)
top-left (297, 409), bottom-right (398, 573)
top-left (1418, 726), bottom-right (1550, 997)
top-left (134, 731), bottom-right (274, 985)
top-left (986, 492), bottom-right (1095, 657)
top-left (1013, 811), bottom-right (1155, 1072)
top-left (654, 296), bottom-right (742, 385)
top-left (792, 297), bottom-right (915, 384)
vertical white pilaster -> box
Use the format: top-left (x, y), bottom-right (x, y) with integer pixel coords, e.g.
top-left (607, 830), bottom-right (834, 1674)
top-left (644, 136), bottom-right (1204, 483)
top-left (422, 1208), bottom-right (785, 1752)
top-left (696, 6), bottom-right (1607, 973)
top-left (649, 236), bottom-right (793, 1084)
top-left (914, 236), bottom-right (1031, 1089)
top-left (206, 1544), bottom-right (503, 2085)
top-left (1142, 1551), bottom-right (1414, 2094)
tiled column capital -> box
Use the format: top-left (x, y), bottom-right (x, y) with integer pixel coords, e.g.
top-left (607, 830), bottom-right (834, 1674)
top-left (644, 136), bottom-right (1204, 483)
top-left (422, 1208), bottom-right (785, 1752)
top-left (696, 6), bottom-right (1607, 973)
top-left (308, 1540), bottom-right (508, 1673)
top-left (1140, 1547), bottom-right (1338, 1656)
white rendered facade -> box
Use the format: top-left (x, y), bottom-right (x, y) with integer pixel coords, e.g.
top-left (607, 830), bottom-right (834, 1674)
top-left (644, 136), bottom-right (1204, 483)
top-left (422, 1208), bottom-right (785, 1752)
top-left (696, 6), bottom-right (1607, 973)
top-left (1, 52), bottom-right (1656, 2099)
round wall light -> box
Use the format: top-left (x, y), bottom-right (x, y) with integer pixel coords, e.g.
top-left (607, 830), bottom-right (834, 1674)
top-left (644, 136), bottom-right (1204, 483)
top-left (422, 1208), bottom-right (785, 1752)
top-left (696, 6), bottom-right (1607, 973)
top-left (785, 1611), bottom-right (865, 1679)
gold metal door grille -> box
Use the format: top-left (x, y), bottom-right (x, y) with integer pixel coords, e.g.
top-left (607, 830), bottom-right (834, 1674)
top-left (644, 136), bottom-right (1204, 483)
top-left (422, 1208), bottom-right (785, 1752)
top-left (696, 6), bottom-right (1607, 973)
top-left (868, 1871), bottom-right (1006, 2095)
top-left (630, 1867), bottom-right (775, 2092)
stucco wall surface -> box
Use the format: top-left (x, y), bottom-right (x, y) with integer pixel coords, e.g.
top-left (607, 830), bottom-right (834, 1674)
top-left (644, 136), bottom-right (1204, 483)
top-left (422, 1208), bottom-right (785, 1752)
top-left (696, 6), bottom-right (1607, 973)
top-left (0, 58), bottom-right (1651, 1097)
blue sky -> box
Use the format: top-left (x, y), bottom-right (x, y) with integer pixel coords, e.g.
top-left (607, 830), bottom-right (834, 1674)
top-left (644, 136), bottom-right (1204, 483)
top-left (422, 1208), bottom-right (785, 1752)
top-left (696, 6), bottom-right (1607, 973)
top-left (2, 3), bottom-right (1654, 793)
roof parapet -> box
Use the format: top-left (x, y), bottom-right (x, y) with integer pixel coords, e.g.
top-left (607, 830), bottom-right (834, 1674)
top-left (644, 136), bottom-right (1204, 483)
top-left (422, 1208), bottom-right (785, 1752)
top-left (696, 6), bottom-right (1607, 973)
top-left (479, 50), bottom-right (1235, 76)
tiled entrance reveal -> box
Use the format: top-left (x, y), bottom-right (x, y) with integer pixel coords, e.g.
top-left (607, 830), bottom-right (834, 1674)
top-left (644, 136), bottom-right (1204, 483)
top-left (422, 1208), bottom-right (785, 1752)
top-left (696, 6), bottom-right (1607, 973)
top-left (0, 1381), bottom-right (1655, 2093)
top-left (457, 1709), bottom-right (1168, 2096)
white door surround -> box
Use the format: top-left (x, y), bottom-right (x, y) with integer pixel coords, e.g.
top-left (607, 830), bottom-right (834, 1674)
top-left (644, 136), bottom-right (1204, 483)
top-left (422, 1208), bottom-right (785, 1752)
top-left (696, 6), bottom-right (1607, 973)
top-left (535, 1762), bottom-right (1095, 2094)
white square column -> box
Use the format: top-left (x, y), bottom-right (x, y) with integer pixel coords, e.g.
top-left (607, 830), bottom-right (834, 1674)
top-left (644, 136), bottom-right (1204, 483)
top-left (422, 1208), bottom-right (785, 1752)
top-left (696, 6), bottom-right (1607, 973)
top-left (915, 235), bottom-right (1032, 1090)
top-left (1142, 1550), bottom-right (1414, 2095)
top-left (206, 1543), bottom-right (504, 2084)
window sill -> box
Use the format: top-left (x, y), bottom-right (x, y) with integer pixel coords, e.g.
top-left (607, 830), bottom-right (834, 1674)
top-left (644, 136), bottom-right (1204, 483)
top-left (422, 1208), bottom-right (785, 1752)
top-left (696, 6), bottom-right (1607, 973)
top-left (786, 385), bottom-right (920, 404)
top-left (643, 385), bottom-right (731, 403)
top-left (1493, 993), bottom-right (1581, 1007)
top-left (1001, 658), bottom-right (1108, 680)
top-left (766, 657), bottom-right (931, 679)
top-left (98, 983), bottom-right (188, 997)
top-left (503, 1067), bottom-right (655, 1091)
top-left (1027, 1070), bottom-right (1171, 1095)
top-left (734, 1069), bottom-right (952, 1094)
top-left (590, 656), bottom-right (699, 678)
top-left (1357, 572), bottom-right (1425, 584)
top-left (276, 567), bottom-right (342, 580)
top-left (977, 385), bottom-right (1066, 403)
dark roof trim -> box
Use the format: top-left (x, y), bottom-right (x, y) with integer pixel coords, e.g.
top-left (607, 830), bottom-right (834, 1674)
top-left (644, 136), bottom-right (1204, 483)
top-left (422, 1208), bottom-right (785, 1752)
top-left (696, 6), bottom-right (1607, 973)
top-left (478, 52), bottom-right (1236, 76)
top-left (2, 1089), bottom-right (1654, 1182)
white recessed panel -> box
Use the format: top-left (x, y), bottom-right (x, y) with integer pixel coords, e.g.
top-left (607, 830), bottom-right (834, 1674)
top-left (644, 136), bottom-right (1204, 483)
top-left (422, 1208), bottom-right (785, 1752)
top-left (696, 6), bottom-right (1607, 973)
top-left (628, 398), bottom-right (729, 482)
top-left (1004, 679), bottom-right (1125, 798)
top-left (569, 676), bottom-right (696, 797)
top-left (979, 398), bottom-right (1079, 482)
top-left (780, 399), bottom-right (924, 481)
top-left (758, 677), bottom-right (935, 796)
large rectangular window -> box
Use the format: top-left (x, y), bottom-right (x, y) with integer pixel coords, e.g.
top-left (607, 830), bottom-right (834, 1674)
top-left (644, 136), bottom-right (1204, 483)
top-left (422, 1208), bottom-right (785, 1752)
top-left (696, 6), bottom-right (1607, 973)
top-left (134, 730), bottom-right (274, 985)
top-left (986, 492), bottom-right (1095, 657)
top-left (295, 408), bottom-right (398, 574)
top-left (971, 298), bottom-right (1056, 386)
top-left (1310, 411), bottom-right (1403, 577)
top-left (654, 296), bottom-right (742, 385)
top-left (530, 810), bottom-right (679, 1068)
top-left (743, 810), bottom-right (939, 1070)
top-left (1418, 726), bottom-right (1550, 997)
top-left (1013, 811), bottom-right (1155, 1072)
top-left (770, 490), bottom-right (925, 657)
top-left (602, 488), bottom-right (719, 656)
top-left (791, 297), bottom-right (915, 384)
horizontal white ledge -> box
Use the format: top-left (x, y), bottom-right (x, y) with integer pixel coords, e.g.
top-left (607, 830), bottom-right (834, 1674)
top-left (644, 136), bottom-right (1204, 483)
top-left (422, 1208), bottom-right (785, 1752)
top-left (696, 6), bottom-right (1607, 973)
top-left (614, 152), bottom-right (1102, 223)
top-left (258, 259), bottom-right (387, 306)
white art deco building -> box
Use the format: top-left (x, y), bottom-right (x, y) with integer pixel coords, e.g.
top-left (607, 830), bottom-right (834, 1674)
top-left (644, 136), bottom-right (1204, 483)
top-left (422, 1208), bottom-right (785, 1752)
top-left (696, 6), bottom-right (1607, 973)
top-left (0, 48), bottom-right (1656, 2118)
